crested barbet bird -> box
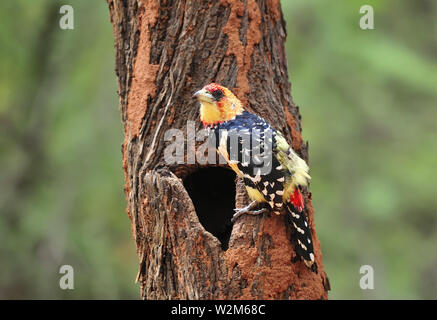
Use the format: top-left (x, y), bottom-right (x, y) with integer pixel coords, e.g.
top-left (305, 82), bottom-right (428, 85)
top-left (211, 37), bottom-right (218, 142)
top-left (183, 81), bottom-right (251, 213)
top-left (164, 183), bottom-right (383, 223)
top-left (194, 83), bottom-right (316, 270)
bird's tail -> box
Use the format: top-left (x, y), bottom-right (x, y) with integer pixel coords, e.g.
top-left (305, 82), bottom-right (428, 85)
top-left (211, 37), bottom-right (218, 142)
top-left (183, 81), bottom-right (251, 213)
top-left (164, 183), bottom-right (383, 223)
top-left (285, 200), bottom-right (317, 273)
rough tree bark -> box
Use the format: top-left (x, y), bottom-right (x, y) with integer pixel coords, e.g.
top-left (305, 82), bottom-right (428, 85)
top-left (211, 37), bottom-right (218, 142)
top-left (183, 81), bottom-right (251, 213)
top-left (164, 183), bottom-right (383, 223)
top-left (107, 0), bottom-right (330, 299)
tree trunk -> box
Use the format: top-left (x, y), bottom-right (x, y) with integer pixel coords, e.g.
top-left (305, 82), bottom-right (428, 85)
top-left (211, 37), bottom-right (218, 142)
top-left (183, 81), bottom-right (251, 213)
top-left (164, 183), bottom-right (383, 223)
top-left (107, 0), bottom-right (329, 299)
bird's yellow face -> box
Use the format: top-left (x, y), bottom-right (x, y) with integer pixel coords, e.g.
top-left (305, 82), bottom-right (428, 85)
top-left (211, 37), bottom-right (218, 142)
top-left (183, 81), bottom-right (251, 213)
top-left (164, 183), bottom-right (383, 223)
top-left (194, 83), bottom-right (244, 126)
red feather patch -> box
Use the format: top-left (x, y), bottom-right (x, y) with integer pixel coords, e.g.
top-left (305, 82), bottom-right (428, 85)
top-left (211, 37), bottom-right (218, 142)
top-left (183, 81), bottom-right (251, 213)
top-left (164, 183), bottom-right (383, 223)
top-left (290, 188), bottom-right (304, 212)
top-left (205, 83), bottom-right (223, 93)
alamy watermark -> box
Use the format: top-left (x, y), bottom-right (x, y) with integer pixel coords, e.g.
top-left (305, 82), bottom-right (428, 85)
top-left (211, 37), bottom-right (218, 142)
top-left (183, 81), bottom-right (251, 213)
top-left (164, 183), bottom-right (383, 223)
top-left (359, 5), bottom-right (374, 30)
top-left (164, 120), bottom-right (274, 175)
top-left (359, 265), bottom-right (374, 290)
top-left (59, 5), bottom-right (74, 30)
top-left (59, 265), bottom-right (74, 290)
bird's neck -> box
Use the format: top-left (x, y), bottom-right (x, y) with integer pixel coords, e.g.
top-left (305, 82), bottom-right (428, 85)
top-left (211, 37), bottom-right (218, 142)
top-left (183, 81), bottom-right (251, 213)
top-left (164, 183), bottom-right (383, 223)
top-left (200, 100), bottom-right (244, 127)
top-left (200, 101), bottom-right (223, 126)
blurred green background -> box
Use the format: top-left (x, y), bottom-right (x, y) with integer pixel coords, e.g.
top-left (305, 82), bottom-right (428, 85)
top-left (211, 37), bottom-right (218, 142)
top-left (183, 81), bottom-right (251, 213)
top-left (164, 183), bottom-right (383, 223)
top-left (0, 0), bottom-right (436, 299)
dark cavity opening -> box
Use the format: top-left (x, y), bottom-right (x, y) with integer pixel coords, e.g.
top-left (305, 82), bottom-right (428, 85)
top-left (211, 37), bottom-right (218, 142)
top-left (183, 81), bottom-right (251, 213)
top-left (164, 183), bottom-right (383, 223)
top-left (183, 167), bottom-right (236, 250)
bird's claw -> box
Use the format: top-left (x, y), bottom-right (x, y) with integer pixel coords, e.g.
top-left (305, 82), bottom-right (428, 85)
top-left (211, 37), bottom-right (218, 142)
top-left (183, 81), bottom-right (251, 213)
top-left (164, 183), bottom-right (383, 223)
top-left (231, 201), bottom-right (268, 223)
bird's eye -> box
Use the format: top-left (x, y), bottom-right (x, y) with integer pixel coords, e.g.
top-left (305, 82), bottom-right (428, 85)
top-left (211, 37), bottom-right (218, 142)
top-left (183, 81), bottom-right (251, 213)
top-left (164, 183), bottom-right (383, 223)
top-left (211, 89), bottom-right (224, 101)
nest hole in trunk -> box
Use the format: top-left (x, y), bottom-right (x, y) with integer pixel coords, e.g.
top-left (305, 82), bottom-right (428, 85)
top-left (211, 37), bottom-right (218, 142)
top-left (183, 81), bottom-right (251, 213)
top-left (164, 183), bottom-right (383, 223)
top-left (183, 167), bottom-right (236, 250)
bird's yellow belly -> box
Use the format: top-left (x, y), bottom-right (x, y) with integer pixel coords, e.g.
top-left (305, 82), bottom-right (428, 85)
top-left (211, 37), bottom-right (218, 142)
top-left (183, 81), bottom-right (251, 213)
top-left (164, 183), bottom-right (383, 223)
top-left (245, 186), bottom-right (282, 215)
top-left (245, 186), bottom-right (266, 203)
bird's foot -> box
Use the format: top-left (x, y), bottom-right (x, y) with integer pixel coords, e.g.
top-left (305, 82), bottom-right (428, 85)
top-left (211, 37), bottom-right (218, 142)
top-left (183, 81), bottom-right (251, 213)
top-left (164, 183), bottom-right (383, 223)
top-left (231, 201), bottom-right (268, 223)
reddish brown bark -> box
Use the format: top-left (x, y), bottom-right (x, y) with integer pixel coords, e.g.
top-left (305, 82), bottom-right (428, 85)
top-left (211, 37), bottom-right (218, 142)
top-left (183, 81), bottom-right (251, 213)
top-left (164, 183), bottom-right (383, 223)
top-left (107, 0), bottom-right (329, 299)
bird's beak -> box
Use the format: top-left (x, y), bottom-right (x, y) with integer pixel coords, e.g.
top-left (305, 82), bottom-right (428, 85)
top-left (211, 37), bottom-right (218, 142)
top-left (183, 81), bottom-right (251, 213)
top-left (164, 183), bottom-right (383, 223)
top-left (193, 89), bottom-right (204, 98)
top-left (193, 88), bottom-right (214, 102)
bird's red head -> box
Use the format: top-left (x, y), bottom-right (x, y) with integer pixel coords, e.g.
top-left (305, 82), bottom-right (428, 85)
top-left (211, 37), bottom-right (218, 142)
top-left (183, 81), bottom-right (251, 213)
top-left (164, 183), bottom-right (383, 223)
top-left (194, 83), bottom-right (243, 126)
